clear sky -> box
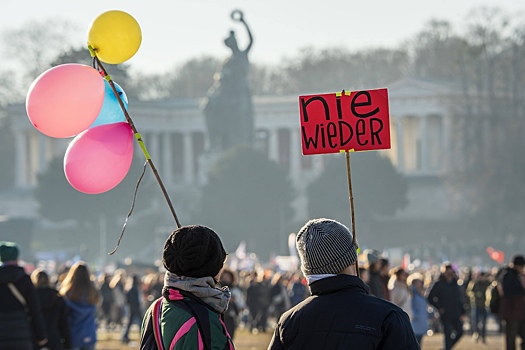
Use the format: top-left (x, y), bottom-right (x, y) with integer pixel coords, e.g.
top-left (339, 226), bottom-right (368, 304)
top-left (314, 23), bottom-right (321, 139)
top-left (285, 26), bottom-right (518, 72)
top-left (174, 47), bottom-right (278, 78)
top-left (2, 0), bottom-right (525, 74)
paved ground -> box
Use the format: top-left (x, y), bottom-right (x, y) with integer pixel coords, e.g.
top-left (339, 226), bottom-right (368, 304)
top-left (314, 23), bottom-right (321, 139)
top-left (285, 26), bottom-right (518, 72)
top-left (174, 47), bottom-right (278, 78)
top-left (96, 327), bottom-right (509, 349)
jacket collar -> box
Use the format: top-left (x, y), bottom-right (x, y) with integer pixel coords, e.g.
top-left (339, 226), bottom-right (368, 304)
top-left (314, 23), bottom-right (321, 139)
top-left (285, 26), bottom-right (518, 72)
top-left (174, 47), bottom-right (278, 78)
top-left (309, 274), bottom-right (370, 296)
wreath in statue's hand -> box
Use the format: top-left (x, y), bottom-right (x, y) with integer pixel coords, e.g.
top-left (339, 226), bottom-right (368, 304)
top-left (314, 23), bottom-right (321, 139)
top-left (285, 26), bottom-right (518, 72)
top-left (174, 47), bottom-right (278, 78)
top-left (231, 10), bottom-right (244, 22)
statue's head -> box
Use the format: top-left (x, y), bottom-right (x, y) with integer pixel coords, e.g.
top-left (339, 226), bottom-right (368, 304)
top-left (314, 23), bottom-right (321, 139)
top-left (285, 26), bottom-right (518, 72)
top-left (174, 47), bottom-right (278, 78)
top-left (224, 30), bottom-right (239, 51)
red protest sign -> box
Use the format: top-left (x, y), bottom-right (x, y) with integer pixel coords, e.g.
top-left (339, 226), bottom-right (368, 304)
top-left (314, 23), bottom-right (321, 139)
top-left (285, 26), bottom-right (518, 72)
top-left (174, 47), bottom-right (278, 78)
top-left (299, 89), bottom-right (390, 155)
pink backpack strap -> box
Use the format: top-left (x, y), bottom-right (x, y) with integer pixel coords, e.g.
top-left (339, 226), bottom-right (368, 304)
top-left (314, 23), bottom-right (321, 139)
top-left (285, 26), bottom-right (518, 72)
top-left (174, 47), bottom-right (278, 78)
top-left (152, 298), bottom-right (165, 350)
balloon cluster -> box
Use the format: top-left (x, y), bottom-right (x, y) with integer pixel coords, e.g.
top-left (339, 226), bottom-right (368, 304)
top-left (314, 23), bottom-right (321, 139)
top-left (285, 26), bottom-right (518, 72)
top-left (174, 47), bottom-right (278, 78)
top-left (25, 10), bottom-right (141, 194)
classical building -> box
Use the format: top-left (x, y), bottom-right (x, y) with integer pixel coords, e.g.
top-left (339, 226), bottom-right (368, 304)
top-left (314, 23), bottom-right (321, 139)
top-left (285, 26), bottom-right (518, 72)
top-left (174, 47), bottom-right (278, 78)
top-left (2, 78), bottom-right (465, 254)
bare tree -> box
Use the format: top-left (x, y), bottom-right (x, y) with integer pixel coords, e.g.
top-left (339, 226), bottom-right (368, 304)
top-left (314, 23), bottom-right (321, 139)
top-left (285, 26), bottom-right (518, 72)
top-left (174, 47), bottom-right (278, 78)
top-left (274, 46), bottom-right (409, 94)
top-left (1, 19), bottom-right (79, 84)
top-left (0, 70), bottom-right (21, 104)
top-left (409, 19), bottom-right (468, 81)
top-left (441, 8), bottom-right (525, 235)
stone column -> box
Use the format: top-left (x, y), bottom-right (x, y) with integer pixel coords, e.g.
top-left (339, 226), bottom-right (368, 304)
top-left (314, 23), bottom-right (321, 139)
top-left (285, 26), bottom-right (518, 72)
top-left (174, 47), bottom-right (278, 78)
top-left (420, 116), bottom-right (428, 172)
top-left (38, 134), bottom-right (47, 174)
top-left (290, 128), bottom-right (301, 180)
top-left (183, 132), bottom-right (194, 184)
top-left (443, 114), bottom-right (451, 171)
top-left (14, 130), bottom-right (28, 188)
top-left (149, 132), bottom-right (160, 159)
top-left (162, 133), bottom-right (173, 186)
top-left (396, 117), bottom-right (404, 172)
top-left (147, 133), bottom-right (159, 185)
top-left (268, 129), bottom-right (279, 162)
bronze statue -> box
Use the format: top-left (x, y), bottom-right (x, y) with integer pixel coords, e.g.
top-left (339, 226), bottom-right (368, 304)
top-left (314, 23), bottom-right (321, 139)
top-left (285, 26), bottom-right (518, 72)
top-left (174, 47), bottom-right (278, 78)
top-left (203, 10), bottom-right (254, 152)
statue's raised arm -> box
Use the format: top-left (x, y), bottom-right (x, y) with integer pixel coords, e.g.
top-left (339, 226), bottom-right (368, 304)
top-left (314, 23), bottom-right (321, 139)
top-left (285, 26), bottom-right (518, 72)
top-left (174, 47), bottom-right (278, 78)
top-left (231, 10), bottom-right (253, 54)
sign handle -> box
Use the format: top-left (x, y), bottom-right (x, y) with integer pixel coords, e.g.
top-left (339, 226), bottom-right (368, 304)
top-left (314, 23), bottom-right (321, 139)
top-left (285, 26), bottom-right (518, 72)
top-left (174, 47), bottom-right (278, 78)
top-left (345, 151), bottom-right (359, 277)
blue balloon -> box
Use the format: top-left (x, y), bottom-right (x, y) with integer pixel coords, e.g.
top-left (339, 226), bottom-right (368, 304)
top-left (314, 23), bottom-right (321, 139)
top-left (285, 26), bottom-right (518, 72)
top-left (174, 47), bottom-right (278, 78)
top-left (90, 80), bottom-right (128, 127)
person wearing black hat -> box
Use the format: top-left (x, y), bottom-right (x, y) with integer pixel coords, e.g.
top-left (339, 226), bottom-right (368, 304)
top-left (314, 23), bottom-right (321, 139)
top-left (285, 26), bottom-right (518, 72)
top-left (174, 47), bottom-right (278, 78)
top-left (140, 225), bottom-right (234, 350)
top-left (0, 241), bottom-right (48, 350)
top-left (500, 254), bottom-right (525, 350)
top-left (268, 218), bottom-right (419, 350)
top-left (427, 263), bottom-right (466, 350)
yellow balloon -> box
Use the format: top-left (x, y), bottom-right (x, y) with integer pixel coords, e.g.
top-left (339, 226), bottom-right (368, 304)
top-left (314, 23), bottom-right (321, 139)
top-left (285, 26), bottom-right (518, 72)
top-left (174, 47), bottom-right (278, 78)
top-left (87, 10), bottom-right (142, 64)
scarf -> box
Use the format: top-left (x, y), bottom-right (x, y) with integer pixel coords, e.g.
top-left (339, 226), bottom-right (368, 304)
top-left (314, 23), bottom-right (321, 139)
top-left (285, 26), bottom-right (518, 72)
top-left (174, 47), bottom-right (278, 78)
top-left (164, 271), bottom-right (231, 314)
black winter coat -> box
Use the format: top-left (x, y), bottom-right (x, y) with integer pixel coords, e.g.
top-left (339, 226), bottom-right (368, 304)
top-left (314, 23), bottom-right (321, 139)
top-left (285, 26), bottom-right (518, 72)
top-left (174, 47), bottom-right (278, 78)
top-left (35, 286), bottom-right (72, 349)
top-left (427, 276), bottom-right (465, 321)
top-left (500, 267), bottom-right (525, 321)
top-left (268, 274), bottom-right (419, 350)
top-left (0, 264), bottom-right (47, 350)
top-left (126, 285), bottom-right (142, 317)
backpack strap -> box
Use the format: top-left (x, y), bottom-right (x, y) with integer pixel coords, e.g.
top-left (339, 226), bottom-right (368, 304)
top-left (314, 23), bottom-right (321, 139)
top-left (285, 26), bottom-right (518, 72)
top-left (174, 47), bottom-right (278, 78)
top-left (7, 283), bottom-right (27, 307)
top-left (152, 297), bottom-right (165, 350)
top-left (165, 287), bottom-right (234, 350)
top-left (175, 299), bottom-right (212, 350)
top-left (140, 297), bottom-right (165, 350)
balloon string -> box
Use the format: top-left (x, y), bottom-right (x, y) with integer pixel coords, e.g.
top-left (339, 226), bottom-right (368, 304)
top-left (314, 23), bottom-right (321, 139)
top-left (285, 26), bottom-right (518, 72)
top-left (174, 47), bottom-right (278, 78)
top-left (87, 45), bottom-right (182, 229)
top-left (109, 161), bottom-right (148, 255)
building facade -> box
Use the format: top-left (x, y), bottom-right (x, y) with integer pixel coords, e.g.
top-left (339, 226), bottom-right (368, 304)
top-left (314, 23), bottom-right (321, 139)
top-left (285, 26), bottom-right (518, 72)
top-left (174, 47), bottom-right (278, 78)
top-left (2, 78), bottom-right (456, 230)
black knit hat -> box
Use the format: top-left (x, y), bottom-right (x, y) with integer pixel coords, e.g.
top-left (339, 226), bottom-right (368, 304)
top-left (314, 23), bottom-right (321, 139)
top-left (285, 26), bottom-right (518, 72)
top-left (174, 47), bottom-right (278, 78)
top-left (0, 241), bottom-right (19, 263)
top-left (162, 225), bottom-right (227, 278)
top-left (296, 218), bottom-right (358, 276)
top-left (512, 255), bottom-right (525, 267)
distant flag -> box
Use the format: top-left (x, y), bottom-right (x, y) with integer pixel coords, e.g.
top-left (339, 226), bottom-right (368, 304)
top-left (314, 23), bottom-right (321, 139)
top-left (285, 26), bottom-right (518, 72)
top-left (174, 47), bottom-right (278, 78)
top-left (401, 253), bottom-right (411, 270)
top-left (486, 246), bottom-right (505, 264)
top-left (235, 241), bottom-right (246, 260)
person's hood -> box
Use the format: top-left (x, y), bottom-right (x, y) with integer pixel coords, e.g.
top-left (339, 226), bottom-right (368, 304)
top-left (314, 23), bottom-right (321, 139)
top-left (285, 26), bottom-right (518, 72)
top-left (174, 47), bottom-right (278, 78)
top-left (411, 285), bottom-right (423, 296)
top-left (37, 287), bottom-right (61, 309)
top-left (65, 298), bottom-right (96, 319)
top-left (438, 274), bottom-right (457, 284)
top-left (0, 265), bottom-right (26, 283)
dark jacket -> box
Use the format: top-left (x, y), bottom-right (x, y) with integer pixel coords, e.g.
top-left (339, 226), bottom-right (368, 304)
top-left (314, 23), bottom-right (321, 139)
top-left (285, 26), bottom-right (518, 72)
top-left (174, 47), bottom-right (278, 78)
top-left (427, 275), bottom-right (465, 321)
top-left (35, 286), bottom-right (71, 350)
top-left (99, 282), bottom-right (113, 313)
top-left (0, 264), bottom-right (47, 349)
top-left (126, 284), bottom-right (142, 317)
top-left (368, 270), bottom-right (385, 299)
top-left (466, 279), bottom-right (490, 309)
top-left (268, 274), bottom-right (419, 350)
top-left (499, 267), bottom-right (525, 321)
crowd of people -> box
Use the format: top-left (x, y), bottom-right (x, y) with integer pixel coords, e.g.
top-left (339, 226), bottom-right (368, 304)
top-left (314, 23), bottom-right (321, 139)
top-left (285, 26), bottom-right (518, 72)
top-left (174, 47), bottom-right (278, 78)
top-left (0, 225), bottom-right (524, 349)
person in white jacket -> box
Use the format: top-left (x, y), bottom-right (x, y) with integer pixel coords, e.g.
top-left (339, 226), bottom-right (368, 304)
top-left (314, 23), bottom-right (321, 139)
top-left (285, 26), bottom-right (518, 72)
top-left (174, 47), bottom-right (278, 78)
top-left (388, 267), bottom-right (413, 319)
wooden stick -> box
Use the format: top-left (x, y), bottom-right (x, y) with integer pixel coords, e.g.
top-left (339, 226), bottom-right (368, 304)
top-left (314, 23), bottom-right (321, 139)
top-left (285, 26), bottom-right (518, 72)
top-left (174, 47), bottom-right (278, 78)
top-left (345, 151), bottom-right (359, 277)
top-left (90, 49), bottom-right (182, 229)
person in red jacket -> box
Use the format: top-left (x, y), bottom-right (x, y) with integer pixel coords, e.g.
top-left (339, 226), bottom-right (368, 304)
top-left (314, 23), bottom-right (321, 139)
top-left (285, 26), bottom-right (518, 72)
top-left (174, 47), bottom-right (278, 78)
top-left (268, 218), bottom-right (419, 350)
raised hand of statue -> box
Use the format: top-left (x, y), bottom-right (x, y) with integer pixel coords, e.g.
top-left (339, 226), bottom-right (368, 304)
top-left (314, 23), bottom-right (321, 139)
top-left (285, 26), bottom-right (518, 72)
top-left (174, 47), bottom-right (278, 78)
top-left (231, 10), bottom-right (244, 22)
top-left (230, 9), bottom-right (253, 54)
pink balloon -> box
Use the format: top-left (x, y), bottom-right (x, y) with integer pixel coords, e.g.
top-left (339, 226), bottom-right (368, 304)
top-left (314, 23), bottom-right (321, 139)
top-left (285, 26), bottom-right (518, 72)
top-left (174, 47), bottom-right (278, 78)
top-left (64, 122), bottom-right (134, 194)
top-left (26, 64), bottom-right (105, 138)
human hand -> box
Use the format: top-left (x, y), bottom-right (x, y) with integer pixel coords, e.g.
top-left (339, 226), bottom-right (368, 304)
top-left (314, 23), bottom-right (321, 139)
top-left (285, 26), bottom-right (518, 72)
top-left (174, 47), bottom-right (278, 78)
top-left (37, 338), bottom-right (48, 347)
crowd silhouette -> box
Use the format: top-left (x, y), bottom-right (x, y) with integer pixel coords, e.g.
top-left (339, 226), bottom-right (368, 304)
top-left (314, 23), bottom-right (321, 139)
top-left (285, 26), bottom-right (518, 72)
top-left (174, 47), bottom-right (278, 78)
top-left (0, 240), bottom-right (523, 349)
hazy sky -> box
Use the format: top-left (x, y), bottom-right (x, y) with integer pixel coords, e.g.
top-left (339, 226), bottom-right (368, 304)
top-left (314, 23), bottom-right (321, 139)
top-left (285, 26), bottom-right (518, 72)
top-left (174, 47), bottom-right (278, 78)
top-left (2, 0), bottom-right (525, 74)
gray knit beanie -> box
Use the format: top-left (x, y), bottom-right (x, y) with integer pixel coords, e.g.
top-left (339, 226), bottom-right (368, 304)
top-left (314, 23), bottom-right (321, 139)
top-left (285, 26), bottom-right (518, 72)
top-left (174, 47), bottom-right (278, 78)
top-left (296, 218), bottom-right (358, 276)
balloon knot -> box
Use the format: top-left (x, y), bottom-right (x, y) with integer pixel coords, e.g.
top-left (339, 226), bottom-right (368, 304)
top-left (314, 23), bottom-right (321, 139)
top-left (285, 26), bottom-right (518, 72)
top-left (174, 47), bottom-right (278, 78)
top-left (87, 45), bottom-right (97, 58)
